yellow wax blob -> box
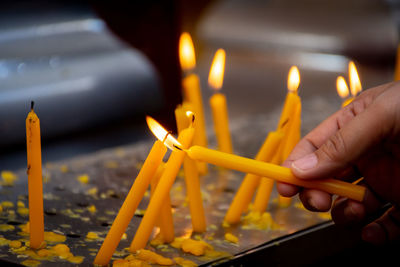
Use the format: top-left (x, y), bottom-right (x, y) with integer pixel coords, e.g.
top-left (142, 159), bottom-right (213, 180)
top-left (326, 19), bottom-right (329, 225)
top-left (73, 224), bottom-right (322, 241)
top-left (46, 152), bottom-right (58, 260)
top-left (0, 224), bottom-right (15, 232)
top-left (77, 174), bottom-right (89, 184)
top-left (67, 256), bottom-right (84, 264)
top-left (21, 259), bottom-right (41, 267)
top-left (1, 201), bottom-right (14, 208)
top-left (1, 170), bottom-right (18, 186)
top-left (18, 207), bottom-right (29, 216)
top-left (224, 233), bottom-right (239, 244)
top-left (87, 205), bottom-right (96, 213)
top-left (86, 231), bottom-right (100, 240)
top-left (136, 249), bottom-right (174, 266)
top-left (181, 238), bottom-right (212, 256)
top-left (9, 240), bottom-right (22, 249)
top-left (241, 211), bottom-right (280, 231)
top-left (174, 257), bottom-right (198, 267)
top-left (44, 231), bottom-right (66, 243)
top-left (37, 249), bottom-right (51, 257)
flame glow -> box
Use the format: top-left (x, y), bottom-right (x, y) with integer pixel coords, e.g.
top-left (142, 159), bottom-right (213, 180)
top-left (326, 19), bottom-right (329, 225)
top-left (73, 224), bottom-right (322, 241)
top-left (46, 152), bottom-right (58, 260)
top-left (336, 76), bottom-right (349, 99)
top-left (208, 49), bottom-right (226, 90)
top-left (179, 32), bottom-right (196, 71)
top-left (146, 116), bottom-right (181, 150)
top-left (348, 61), bottom-right (362, 96)
top-left (287, 66), bottom-right (300, 93)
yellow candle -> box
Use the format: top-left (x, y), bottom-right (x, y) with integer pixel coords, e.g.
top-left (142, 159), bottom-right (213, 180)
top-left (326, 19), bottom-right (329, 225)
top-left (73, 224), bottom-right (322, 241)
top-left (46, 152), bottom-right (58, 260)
top-left (25, 102), bottom-right (44, 249)
top-left (224, 131), bottom-right (283, 224)
top-left (175, 108), bottom-right (206, 232)
top-left (183, 155), bottom-right (206, 232)
top-left (208, 48), bottom-right (232, 154)
top-left (94, 139), bottom-right (167, 266)
top-left (175, 103), bottom-right (192, 134)
top-left (252, 151), bottom-right (281, 213)
top-left (150, 164), bottom-right (174, 243)
top-left (278, 103), bottom-right (302, 207)
top-left (130, 127), bottom-right (195, 252)
top-left (185, 146), bottom-right (365, 202)
top-left (179, 32), bottom-right (208, 174)
top-left (277, 66), bottom-right (301, 131)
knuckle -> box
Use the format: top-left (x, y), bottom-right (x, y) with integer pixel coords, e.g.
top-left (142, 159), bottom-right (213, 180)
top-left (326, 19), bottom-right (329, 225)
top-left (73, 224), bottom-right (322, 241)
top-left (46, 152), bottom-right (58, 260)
top-left (318, 131), bottom-right (347, 162)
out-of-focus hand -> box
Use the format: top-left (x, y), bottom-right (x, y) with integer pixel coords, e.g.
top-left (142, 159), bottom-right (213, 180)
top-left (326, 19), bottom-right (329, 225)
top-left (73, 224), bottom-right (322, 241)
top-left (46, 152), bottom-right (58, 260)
top-left (277, 81), bottom-right (400, 245)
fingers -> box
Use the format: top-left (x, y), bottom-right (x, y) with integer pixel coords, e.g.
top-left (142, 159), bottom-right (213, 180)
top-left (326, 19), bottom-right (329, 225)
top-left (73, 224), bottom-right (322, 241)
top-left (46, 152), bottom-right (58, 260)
top-left (362, 206), bottom-right (400, 245)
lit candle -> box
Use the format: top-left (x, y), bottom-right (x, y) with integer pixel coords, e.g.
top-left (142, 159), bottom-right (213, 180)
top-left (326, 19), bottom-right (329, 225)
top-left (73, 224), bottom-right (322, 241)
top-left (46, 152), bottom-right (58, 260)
top-left (175, 110), bottom-right (206, 232)
top-left (130, 125), bottom-right (195, 252)
top-left (348, 61), bottom-right (362, 97)
top-left (275, 66), bottom-right (302, 206)
top-left (336, 76), bottom-right (352, 107)
top-left (94, 117), bottom-right (169, 266)
top-left (26, 101), bottom-right (44, 249)
top-left (224, 131), bottom-right (283, 224)
top-left (209, 48), bottom-right (233, 154)
top-left (185, 146), bottom-right (365, 202)
top-left (150, 164), bottom-right (174, 243)
top-left (179, 32), bottom-right (208, 174)
top-left (276, 66), bottom-right (301, 131)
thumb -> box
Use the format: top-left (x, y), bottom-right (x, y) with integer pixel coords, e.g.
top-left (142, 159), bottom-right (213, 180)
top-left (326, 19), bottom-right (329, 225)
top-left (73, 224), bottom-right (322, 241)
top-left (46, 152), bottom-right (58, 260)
top-left (291, 98), bottom-right (387, 180)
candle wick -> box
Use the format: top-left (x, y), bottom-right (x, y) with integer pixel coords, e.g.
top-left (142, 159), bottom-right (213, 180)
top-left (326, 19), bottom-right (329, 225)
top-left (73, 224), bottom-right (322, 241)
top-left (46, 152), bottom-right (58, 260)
top-left (31, 101), bottom-right (35, 111)
top-left (162, 131), bottom-right (172, 144)
top-left (173, 144), bottom-right (183, 151)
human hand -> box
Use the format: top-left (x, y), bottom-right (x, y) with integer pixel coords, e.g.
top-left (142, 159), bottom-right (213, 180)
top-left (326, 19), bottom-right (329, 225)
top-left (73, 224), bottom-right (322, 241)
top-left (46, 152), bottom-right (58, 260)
top-left (277, 81), bottom-right (400, 245)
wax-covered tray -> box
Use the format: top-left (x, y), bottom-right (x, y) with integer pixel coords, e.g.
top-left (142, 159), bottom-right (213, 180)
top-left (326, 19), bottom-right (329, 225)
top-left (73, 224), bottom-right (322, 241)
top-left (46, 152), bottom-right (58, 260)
top-left (0, 138), bottom-right (332, 266)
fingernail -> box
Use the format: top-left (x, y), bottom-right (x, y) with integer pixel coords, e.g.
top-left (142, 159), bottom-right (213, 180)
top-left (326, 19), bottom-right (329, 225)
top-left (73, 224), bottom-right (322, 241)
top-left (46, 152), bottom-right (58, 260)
top-left (292, 153), bottom-right (318, 171)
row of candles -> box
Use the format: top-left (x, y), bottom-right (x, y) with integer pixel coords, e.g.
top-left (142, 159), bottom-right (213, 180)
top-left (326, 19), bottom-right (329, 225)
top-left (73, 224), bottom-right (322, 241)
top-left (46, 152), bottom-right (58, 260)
top-left (24, 32), bottom-right (366, 266)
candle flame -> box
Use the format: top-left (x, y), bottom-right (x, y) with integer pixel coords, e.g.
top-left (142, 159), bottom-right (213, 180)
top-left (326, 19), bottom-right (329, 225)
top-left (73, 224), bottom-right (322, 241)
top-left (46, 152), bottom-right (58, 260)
top-left (336, 76), bottom-right (349, 99)
top-left (287, 66), bottom-right (300, 93)
top-left (208, 48), bottom-right (226, 90)
top-left (146, 116), bottom-right (182, 150)
top-left (348, 61), bottom-right (362, 96)
top-left (179, 32), bottom-right (196, 71)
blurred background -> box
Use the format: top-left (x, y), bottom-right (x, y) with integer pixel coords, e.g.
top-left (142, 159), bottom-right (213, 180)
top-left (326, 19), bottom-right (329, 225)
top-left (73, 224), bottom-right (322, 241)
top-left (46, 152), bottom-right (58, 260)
top-left (0, 0), bottom-right (397, 169)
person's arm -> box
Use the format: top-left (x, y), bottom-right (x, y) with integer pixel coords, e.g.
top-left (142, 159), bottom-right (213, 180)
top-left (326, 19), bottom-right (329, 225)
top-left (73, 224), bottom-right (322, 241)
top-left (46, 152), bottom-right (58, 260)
top-left (277, 81), bottom-right (400, 244)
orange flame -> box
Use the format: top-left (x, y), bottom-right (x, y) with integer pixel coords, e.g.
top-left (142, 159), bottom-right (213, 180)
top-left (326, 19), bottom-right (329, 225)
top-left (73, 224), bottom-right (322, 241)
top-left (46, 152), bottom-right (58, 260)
top-left (146, 116), bottom-right (181, 150)
top-left (287, 66), bottom-right (300, 93)
top-left (336, 76), bottom-right (349, 99)
top-left (179, 32), bottom-right (196, 71)
top-left (348, 61), bottom-right (362, 96)
top-left (208, 49), bottom-right (226, 90)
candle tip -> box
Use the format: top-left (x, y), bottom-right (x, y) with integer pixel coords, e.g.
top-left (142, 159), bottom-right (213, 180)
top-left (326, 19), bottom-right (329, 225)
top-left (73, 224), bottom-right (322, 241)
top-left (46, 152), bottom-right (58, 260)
top-left (31, 101), bottom-right (35, 111)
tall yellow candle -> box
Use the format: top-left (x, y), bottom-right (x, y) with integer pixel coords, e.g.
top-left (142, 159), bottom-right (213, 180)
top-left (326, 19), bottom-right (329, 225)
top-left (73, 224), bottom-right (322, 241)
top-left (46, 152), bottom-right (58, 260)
top-left (224, 131), bottom-right (283, 224)
top-left (185, 146), bottom-right (365, 202)
top-left (277, 66), bottom-right (301, 131)
top-left (278, 103), bottom-right (302, 207)
top-left (179, 32), bottom-right (208, 174)
top-left (209, 48), bottom-right (233, 154)
top-left (130, 127), bottom-right (195, 252)
top-left (150, 164), bottom-right (174, 243)
top-left (26, 101), bottom-right (44, 249)
top-left (94, 117), bottom-right (168, 266)
top-left (175, 109), bottom-right (206, 232)
top-left (252, 151), bottom-right (281, 213)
